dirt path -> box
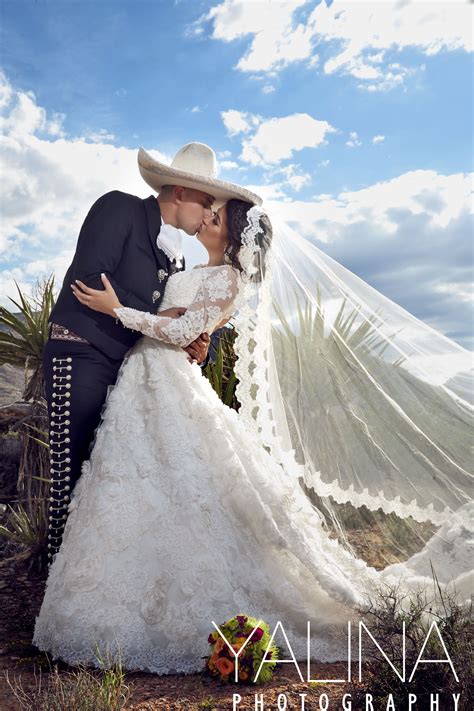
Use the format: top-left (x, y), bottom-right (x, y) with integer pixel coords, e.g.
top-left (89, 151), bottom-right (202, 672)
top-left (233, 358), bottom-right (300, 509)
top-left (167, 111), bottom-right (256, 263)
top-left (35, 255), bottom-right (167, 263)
top-left (0, 557), bottom-right (364, 710)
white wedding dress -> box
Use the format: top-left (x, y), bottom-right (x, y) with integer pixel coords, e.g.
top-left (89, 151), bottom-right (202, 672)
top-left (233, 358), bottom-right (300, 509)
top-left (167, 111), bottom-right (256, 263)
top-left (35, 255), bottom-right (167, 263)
top-left (33, 264), bottom-right (472, 675)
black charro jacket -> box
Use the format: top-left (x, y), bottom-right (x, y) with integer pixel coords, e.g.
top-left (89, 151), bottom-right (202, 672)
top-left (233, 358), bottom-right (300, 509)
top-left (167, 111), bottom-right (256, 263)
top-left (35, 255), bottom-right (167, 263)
top-left (49, 190), bottom-right (185, 359)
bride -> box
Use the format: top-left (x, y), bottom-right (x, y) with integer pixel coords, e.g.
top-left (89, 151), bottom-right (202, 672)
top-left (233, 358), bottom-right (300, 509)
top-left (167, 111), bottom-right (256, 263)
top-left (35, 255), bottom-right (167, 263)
top-left (33, 194), bottom-right (473, 674)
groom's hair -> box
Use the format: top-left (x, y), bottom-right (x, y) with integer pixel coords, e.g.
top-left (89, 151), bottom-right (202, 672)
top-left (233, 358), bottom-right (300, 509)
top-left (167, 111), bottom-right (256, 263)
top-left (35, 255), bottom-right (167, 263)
top-left (159, 184), bottom-right (178, 198)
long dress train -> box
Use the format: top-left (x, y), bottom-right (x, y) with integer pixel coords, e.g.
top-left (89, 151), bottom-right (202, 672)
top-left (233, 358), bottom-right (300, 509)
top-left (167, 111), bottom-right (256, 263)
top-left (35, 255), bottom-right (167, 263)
top-left (33, 265), bottom-right (472, 674)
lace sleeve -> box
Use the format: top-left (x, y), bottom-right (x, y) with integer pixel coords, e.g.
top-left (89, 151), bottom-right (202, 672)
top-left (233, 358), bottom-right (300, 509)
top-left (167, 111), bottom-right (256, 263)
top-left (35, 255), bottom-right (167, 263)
top-left (113, 265), bottom-right (240, 347)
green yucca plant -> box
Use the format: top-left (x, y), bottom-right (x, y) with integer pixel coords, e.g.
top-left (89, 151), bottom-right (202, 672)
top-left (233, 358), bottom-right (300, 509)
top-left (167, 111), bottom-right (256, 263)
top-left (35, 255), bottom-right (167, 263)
top-left (0, 275), bottom-right (55, 401)
top-left (0, 501), bottom-right (46, 567)
top-left (0, 276), bottom-right (56, 568)
top-left (189, 290), bottom-right (453, 568)
top-left (203, 326), bottom-right (240, 410)
top-left (271, 289), bottom-right (469, 566)
top-left (273, 284), bottom-right (404, 365)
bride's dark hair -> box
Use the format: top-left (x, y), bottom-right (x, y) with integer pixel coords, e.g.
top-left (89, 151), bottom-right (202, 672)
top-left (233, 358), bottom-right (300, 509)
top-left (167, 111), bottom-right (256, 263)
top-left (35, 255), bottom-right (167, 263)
top-left (224, 199), bottom-right (272, 282)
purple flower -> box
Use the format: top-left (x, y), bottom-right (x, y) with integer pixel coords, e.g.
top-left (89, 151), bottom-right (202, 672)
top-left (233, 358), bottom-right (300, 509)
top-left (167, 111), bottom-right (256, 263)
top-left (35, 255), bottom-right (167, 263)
top-left (253, 627), bottom-right (264, 642)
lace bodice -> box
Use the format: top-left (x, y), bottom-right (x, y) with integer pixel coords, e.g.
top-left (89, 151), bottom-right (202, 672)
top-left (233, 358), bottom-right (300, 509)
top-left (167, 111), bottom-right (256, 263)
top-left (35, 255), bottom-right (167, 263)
top-left (114, 265), bottom-right (240, 347)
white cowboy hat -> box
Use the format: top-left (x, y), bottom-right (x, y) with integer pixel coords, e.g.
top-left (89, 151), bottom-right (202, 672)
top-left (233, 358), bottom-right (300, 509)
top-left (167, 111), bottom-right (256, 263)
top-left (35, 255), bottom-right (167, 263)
top-left (137, 142), bottom-right (262, 208)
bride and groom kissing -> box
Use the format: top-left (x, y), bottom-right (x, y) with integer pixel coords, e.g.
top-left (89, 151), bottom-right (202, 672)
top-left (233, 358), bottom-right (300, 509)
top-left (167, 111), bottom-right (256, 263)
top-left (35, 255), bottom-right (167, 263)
top-left (35, 141), bottom-right (325, 673)
top-left (34, 139), bottom-right (472, 676)
top-left (41, 141), bottom-right (266, 563)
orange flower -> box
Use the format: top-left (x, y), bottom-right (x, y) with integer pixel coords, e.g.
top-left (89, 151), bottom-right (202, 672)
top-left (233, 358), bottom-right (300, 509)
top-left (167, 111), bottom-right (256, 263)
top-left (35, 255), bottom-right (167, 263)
top-left (208, 653), bottom-right (218, 670)
top-left (239, 669), bottom-right (249, 681)
top-left (216, 657), bottom-right (234, 676)
top-left (214, 638), bottom-right (225, 654)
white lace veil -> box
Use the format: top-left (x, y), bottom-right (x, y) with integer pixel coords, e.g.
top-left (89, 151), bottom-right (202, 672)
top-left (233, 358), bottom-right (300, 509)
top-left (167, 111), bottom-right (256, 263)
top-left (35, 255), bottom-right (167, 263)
top-left (230, 205), bottom-right (473, 589)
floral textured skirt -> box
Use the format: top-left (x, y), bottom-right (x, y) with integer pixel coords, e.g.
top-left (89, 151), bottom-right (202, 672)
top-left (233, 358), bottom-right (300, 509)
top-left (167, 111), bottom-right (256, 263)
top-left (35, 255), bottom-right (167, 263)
top-left (33, 335), bottom-right (466, 675)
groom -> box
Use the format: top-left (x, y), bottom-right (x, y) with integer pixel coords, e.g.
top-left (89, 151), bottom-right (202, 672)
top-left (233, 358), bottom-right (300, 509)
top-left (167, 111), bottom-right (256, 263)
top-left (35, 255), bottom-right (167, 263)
top-left (43, 141), bottom-right (258, 565)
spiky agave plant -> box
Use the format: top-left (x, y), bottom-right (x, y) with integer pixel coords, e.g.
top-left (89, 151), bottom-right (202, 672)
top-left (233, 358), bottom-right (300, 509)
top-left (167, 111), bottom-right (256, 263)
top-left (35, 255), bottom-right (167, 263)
top-left (0, 276), bottom-right (55, 566)
top-left (203, 325), bottom-right (240, 410)
top-left (0, 276), bottom-right (55, 400)
top-left (270, 289), bottom-right (473, 566)
top-left (192, 290), bottom-right (456, 566)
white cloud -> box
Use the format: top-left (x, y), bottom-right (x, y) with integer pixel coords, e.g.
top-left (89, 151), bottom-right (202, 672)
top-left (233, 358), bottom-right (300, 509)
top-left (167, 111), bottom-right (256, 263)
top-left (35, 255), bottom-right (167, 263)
top-left (262, 85), bottom-right (276, 94)
top-left (433, 282), bottom-right (473, 305)
top-left (0, 71), bottom-right (13, 109)
top-left (286, 173), bottom-right (310, 192)
top-left (204, 0), bottom-right (313, 73)
top-left (271, 169), bottom-right (472, 238)
top-left (356, 62), bottom-right (418, 93)
top-left (0, 72), bottom-right (172, 305)
top-left (198, 0), bottom-right (473, 90)
top-left (190, 105), bottom-right (201, 113)
top-left (266, 163), bottom-right (311, 192)
top-left (0, 269), bottom-right (36, 306)
top-left (221, 109), bottom-right (260, 136)
top-left (219, 160), bottom-right (239, 171)
top-left (372, 135), bottom-right (385, 144)
top-left (263, 169), bottom-right (473, 346)
top-left (1, 72), bottom-right (471, 346)
top-left (0, 72), bottom-right (66, 139)
top-left (246, 182), bottom-right (287, 202)
top-left (1, 91), bottom-right (45, 136)
top-left (87, 129), bottom-right (116, 143)
top-left (238, 112), bottom-right (336, 165)
top-left (346, 130), bottom-right (362, 148)
top-left (47, 112), bottom-right (66, 137)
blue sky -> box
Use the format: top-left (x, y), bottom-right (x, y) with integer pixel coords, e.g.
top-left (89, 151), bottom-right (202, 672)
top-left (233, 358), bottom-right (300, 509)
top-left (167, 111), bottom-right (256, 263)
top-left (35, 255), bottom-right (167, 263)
top-left (0, 0), bottom-right (473, 346)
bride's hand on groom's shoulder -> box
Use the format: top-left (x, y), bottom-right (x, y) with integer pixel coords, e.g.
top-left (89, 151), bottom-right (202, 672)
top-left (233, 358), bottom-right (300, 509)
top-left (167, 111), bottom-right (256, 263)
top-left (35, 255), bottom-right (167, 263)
top-left (70, 273), bottom-right (122, 316)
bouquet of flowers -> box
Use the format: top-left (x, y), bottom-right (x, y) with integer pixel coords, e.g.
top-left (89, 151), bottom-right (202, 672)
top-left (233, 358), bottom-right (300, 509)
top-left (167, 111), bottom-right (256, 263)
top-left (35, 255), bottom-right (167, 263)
top-left (205, 614), bottom-right (279, 684)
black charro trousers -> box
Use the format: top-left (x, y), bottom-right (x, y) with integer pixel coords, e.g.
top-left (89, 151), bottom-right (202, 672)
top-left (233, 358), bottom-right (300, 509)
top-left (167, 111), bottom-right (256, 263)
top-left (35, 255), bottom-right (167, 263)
top-left (42, 337), bottom-right (123, 565)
